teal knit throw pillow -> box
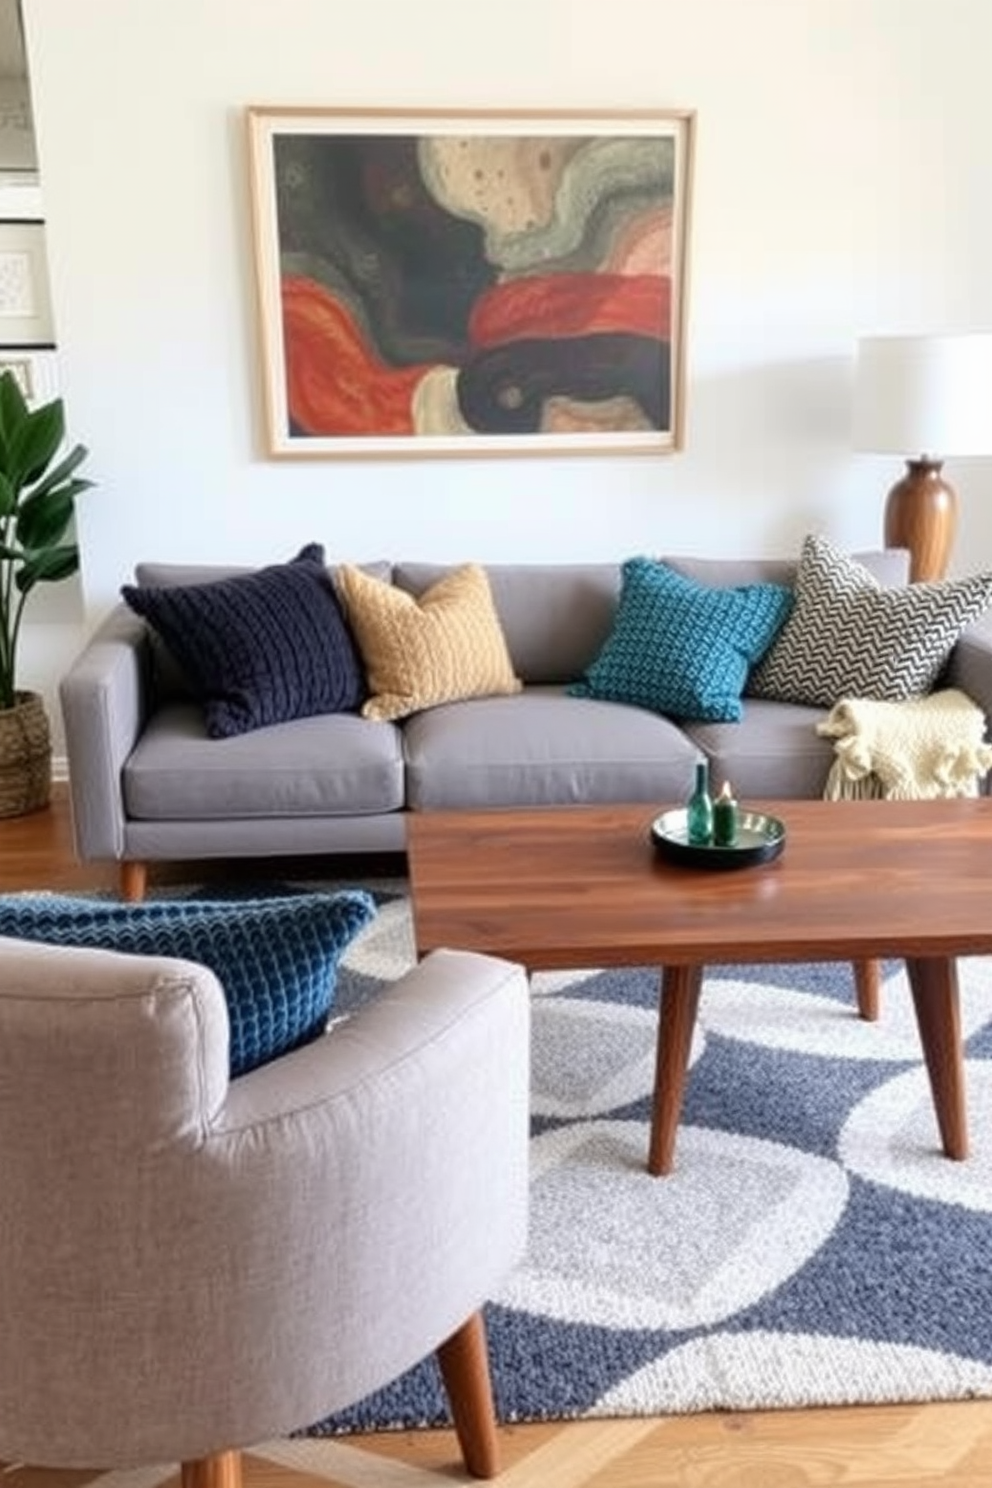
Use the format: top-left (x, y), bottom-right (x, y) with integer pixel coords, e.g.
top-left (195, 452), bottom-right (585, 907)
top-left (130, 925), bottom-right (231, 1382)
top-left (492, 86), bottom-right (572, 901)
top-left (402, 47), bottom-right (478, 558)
top-left (569, 557), bottom-right (793, 722)
top-left (0, 889), bottom-right (376, 1078)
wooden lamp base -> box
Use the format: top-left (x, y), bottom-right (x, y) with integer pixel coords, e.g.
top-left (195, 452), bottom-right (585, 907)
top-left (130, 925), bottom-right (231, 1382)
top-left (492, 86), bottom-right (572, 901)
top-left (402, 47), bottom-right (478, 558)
top-left (883, 458), bottom-right (958, 583)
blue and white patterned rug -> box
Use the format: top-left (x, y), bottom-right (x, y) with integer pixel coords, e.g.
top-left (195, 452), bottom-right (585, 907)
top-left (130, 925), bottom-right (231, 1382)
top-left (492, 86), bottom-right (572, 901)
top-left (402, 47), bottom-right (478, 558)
top-left (308, 886), bottom-right (992, 1433)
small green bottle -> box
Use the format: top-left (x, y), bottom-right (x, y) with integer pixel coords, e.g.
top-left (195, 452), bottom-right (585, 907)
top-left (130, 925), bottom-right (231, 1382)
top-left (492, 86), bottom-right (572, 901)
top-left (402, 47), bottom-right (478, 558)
top-left (713, 780), bottom-right (739, 847)
top-left (686, 759), bottom-right (714, 846)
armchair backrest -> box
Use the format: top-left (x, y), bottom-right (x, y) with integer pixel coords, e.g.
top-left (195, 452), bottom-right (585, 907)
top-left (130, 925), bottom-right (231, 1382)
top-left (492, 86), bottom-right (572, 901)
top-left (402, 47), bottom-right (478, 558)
top-left (0, 935), bottom-right (229, 1157)
top-left (0, 936), bottom-right (530, 1471)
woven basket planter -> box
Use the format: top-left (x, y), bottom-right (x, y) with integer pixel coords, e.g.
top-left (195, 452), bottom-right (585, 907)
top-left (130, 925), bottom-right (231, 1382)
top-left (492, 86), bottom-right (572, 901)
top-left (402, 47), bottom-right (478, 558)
top-left (0, 691), bottom-right (52, 818)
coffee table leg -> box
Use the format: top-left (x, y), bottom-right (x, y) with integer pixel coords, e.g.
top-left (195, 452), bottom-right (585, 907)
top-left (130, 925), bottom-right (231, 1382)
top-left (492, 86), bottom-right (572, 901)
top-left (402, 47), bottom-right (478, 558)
top-left (648, 964), bottom-right (704, 1177)
top-left (853, 958), bottom-right (880, 1021)
top-left (905, 956), bottom-right (967, 1160)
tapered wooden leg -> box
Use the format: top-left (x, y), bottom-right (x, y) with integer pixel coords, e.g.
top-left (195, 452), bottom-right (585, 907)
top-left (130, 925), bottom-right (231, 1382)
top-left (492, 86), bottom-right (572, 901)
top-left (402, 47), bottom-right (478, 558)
top-left (905, 956), bottom-right (967, 1160)
top-left (648, 963), bottom-right (704, 1176)
top-left (436, 1310), bottom-right (500, 1479)
top-left (181, 1451), bottom-right (242, 1488)
top-left (119, 859), bottom-right (147, 902)
top-left (853, 958), bottom-right (880, 1021)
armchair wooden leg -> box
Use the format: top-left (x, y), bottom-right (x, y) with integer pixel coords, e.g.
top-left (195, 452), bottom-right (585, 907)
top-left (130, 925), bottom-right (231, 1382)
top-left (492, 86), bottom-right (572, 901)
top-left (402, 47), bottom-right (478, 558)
top-left (853, 958), bottom-right (880, 1022)
top-left (119, 860), bottom-right (148, 903)
top-left (437, 1310), bottom-right (500, 1479)
top-left (181, 1451), bottom-right (242, 1488)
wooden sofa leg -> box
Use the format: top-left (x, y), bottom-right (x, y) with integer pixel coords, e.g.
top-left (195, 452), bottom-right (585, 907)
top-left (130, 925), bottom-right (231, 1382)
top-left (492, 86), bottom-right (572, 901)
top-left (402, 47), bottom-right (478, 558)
top-left (853, 958), bottom-right (880, 1021)
top-left (437, 1310), bottom-right (500, 1479)
top-left (181, 1451), bottom-right (242, 1488)
top-left (119, 860), bottom-right (148, 903)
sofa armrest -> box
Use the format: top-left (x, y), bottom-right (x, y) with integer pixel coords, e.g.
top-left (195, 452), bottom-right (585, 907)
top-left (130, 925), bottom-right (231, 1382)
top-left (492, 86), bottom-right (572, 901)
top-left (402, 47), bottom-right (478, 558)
top-left (58, 604), bottom-right (155, 860)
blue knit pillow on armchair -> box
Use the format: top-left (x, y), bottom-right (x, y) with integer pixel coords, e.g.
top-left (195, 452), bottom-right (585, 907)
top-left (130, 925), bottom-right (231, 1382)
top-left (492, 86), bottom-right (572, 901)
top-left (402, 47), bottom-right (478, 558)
top-left (569, 556), bottom-right (793, 721)
top-left (0, 889), bottom-right (376, 1077)
top-left (121, 543), bottom-right (366, 738)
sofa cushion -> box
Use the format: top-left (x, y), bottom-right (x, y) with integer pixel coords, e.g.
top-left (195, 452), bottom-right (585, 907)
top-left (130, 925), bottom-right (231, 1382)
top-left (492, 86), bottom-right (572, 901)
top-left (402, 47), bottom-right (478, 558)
top-left (393, 562), bottom-right (623, 684)
top-left (134, 559), bottom-right (394, 589)
top-left (0, 890), bottom-right (376, 1078)
top-left (683, 699), bottom-right (839, 801)
top-left (123, 705), bottom-right (405, 820)
top-left (749, 533), bottom-right (992, 707)
top-left (944, 611), bottom-right (992, 726)
top-left (568, 556), bottom-right (793, 722)
top-left (663, 548), bottom-right (911, 590)
top-left (403, 686), bottom-right (700, 809)
top-left (337, 562), bottom-right (522, 721)
top-left (122, 544), bottom-right (366, 737)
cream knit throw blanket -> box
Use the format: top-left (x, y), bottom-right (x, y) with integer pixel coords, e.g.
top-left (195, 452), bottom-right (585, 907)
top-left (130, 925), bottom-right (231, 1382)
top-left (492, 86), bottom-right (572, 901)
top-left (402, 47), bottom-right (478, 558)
top-left (817, 689), bottom-right (992, 800)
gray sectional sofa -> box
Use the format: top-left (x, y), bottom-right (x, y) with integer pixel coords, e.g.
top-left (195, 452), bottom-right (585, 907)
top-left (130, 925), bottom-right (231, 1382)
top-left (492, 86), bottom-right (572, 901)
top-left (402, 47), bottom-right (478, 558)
top-left (59, 548), bottom-right (992, 892)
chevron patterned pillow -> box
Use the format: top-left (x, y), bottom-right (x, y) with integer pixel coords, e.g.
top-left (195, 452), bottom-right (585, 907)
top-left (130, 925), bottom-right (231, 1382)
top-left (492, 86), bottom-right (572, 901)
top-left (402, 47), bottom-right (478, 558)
top-left (749, 533), bottom-right (992, 707)
top-left (336, 562), bottom-right (522, 721)
top-left (568, 556), bottom-right (793, 722)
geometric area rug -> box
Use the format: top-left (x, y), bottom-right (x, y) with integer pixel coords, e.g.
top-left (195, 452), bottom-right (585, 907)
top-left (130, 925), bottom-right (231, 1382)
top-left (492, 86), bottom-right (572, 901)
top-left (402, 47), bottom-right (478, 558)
top-left (298, 886), bottom-right (992, 1435)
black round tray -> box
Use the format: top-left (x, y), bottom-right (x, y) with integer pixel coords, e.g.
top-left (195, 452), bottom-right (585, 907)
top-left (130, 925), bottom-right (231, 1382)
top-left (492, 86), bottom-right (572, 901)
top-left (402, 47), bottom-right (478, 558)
top-left (650, 807), bottom-right (786, 870)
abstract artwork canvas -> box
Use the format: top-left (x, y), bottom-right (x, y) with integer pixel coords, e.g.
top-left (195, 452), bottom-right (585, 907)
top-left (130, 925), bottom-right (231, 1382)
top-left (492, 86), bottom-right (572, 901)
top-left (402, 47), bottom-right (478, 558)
top-left (247, 107), bottom-right (694, 458)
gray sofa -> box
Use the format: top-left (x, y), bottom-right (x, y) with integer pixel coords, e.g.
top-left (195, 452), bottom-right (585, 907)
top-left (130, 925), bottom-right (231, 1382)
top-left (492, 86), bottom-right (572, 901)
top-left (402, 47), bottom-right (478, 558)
top-left (60, 549), bottom-right (992, 893)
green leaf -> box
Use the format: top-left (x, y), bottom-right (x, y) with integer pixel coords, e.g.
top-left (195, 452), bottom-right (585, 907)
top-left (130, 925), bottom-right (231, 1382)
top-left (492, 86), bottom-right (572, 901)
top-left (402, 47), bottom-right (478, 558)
top-left (24, 443), bottom-right (89, 503)
top-left (8, 401), bottom-right (65, 490)
top-left (0, 470), bottom-right (15, 519)
top-left (14, 545), bottom-right (79, 592)
top-left (0, 370), bottom-right (28, 467)
top-left (16, 486), bottom-right (77, 548)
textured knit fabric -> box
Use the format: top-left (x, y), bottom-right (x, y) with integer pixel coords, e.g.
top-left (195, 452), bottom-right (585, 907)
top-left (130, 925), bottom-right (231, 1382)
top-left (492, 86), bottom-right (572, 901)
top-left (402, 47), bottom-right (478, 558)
top-left (0, 889), bottom-right (376, 1077)
top-left (121, 543), bottom-right (367, 737)
top-left (816, 688), bottom-right (992, 799)
top-left (568, 556), bottom-right (793, 722)
top-left (750, 533), bottom-right (992, 708)
top-left (336, 561), bottom-right (522, 721)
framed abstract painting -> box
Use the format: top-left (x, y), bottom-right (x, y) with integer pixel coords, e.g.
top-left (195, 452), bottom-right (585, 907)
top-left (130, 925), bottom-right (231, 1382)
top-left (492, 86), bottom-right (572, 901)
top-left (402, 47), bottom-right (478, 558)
top-left (246, 106), bottom-right (695, 459)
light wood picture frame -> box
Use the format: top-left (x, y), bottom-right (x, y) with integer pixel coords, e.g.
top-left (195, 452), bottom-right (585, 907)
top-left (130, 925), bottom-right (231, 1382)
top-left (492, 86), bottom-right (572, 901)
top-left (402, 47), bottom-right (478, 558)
top-left (247, 106), bottom-right (694, 459)
top-left (0, 221), bottom-right (53, 346)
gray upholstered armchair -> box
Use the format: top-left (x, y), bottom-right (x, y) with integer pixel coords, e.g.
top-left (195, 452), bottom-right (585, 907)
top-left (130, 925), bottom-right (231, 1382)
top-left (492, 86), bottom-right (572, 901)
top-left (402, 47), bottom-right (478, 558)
top-left (0, 937), bottom-right (530, 1483)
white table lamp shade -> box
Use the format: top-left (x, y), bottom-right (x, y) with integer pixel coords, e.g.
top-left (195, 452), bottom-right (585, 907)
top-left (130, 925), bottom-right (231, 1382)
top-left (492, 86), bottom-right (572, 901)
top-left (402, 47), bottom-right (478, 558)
top-left (854, 333), bottom-right (992, 458)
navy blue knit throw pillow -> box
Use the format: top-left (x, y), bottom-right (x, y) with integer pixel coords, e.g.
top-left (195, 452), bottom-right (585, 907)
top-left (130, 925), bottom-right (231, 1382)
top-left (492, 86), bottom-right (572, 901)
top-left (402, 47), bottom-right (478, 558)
top-left (0, 889), bottom-right (377, 1078)
top-left (122, 543), bottom-right (366, 737)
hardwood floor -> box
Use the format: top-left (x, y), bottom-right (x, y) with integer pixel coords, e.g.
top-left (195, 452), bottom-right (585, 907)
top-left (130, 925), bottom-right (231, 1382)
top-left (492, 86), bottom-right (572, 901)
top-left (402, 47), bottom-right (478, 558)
top-left (2, 788), bottom-right (992, 1487)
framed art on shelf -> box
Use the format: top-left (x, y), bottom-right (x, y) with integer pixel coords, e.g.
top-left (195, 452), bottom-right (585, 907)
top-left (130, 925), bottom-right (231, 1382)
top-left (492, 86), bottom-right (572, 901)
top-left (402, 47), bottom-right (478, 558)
top-left (246, 106), bottom-right (695, 459)
top-left (0, 348), bottom-right (58, 403)
top-left (0, 221), bottom-right (53, 346)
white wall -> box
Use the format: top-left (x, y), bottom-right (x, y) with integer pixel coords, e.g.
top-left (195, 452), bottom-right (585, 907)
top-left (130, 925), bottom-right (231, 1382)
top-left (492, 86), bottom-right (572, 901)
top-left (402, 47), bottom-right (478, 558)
top-left (18, 0), bottom-right (992, 749)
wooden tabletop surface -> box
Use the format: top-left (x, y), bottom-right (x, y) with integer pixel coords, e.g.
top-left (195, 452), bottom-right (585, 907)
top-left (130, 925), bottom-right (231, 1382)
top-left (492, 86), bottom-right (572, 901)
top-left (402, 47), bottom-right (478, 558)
top-left (407, 798), bottom-right (992, 968)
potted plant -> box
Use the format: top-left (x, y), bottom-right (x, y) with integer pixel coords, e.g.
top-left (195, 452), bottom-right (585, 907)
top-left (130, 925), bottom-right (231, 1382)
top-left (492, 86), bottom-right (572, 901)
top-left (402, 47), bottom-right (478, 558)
top-left (0, 368), bottom-right (93, 816)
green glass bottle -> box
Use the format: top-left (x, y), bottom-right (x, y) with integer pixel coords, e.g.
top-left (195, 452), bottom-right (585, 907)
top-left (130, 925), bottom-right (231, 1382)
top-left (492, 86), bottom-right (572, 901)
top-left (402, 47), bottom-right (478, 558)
top-left (713, 780), bottom-right (739, 847)
top-left (686, 759), bottom-right (714, 846)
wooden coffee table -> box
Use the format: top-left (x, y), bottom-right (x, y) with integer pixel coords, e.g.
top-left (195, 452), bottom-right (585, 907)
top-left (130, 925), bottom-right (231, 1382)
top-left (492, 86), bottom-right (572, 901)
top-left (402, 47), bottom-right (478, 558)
top-left (407, 798), bottom-right (992, 1176)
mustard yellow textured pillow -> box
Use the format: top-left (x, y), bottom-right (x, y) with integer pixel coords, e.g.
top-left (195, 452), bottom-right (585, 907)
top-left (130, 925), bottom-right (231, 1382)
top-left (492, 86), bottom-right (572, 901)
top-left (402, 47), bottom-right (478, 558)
top-left (336, 563), bottom-right (522, 721)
